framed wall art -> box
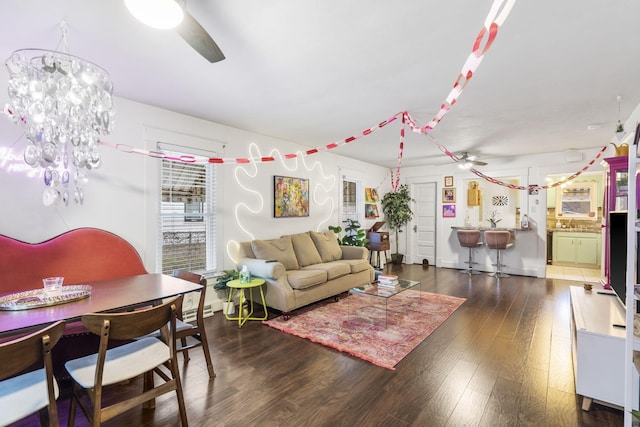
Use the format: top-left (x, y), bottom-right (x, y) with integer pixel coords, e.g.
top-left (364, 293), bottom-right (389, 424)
top-left (492, 195), bottom-right (509, 206)
top-left (365, 203), bottom-right (379, 218)
top-left (365, 187), bottom-right (380, 203)
top-left (443, 188), bottom-right (456, 203)
top-left (274, 175), bottom-right (309, 218)
top-left (442, 204), bottom-right (456, 218)
top-left (444, 176), bottom-right (454, 187)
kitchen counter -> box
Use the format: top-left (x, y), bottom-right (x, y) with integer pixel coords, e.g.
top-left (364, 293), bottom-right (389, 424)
top-left (452, 226), bottom-right (531, 232)
top-left (548, 228), bottom-right (601, 233)
top-left (449, 226), bottom-right (537, 277)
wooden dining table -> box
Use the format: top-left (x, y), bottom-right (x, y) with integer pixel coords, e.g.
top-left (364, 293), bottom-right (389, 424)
top-left (0, 273), bottom-right (202, 338)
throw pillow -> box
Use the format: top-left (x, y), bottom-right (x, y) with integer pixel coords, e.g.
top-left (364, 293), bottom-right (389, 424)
top-left (287, 232), bottom-right (322, 267)
top-left (251, 236), bottom-right (299, 270)
top-left (309, 230), bottom-right (343, 263)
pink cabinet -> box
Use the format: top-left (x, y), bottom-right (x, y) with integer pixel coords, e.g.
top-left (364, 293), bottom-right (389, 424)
top-left (605, 156), bottom-right (630, 213)
top-left (602, 156), bottom-right (639, 287)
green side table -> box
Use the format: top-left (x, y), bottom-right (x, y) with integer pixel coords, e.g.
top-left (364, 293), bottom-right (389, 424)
top-left (225, 278), bottom-right (268, 327)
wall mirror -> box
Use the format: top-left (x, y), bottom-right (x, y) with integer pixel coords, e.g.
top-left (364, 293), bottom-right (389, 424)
top-left (555, 181), bottom-right (597, 220)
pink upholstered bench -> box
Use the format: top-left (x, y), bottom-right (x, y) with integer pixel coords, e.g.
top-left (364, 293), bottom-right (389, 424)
top-left (0, 228), bottom-right (149, 377)
top-left (0, 227), bottom-right (148, 294)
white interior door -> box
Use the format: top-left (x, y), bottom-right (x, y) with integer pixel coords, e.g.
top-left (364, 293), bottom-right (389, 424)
top-left (409, 182), bottom-right (436, 264)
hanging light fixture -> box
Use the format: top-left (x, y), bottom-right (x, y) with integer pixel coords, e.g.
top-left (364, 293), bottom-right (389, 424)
top-left (614, 95), bottom-right (626, 142)
top-left (4, 22), bottom-right (114, 206)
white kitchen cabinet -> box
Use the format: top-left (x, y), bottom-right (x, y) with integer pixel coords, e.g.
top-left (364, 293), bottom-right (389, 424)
top-left (547, 186), bottom-right (556, 208)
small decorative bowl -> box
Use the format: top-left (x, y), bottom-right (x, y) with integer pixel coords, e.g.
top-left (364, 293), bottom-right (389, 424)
top-left (583, 283), bottom-right (593, 292)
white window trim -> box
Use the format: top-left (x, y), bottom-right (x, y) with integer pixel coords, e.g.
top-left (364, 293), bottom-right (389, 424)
top-left (341, 174), bottom-right (362, 224)
top-left (140, 127), bottom-right (224, 274)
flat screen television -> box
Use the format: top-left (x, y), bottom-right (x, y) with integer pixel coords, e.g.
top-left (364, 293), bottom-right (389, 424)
top-left (608, 211), bottom-right (640, 309)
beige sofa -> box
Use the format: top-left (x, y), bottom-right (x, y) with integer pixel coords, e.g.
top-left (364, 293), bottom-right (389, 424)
top-left (237, 230), bottom-right (375, 317)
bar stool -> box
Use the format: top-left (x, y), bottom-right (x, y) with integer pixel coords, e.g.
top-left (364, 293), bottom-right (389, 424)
top-left (456, 229), bottom-right (483, 275)
top-left (484, 230), bottom-right (513, 278)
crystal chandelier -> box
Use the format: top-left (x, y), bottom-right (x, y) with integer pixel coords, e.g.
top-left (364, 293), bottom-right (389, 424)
top-left (4, 26), bottom-right (114, 206)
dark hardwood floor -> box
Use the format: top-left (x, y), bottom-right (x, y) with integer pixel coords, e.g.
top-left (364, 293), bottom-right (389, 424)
top-left (14, 265), bottom-right (624, 426)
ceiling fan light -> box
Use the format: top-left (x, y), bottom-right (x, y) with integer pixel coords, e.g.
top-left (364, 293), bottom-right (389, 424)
top-left (124, 0), bottom-right (184, 29)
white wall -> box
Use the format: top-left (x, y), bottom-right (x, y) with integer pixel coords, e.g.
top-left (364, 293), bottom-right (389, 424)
top-left (0, 59), bottom-right (624, 286)
top-left (0, 67), bottom-right (390, 279)
top-left (401, 148), bottom-right (609, 278)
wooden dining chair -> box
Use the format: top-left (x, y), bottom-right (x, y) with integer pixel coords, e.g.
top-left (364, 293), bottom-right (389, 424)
top-left (64, 295), bottom-right (188, 426)
top-left (172, 270), bottom-right (215, 379)
top-left (0, 320), bottom-right (66, 427)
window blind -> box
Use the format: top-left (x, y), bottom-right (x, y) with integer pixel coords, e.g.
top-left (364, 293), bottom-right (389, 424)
top-left (342, 178), bottom-right (360, 221)
top-left (343, 180), bottom-right (357, 215)
top-left (159, 150), bottom-right (217, 275)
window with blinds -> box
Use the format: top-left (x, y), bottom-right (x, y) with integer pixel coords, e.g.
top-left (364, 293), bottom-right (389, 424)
top-left (342, 178), bottom-right (359, 220)
top-left (160, 154), bottom-right (216, 275)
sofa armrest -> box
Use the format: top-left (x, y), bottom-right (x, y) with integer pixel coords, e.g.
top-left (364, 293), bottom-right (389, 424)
top-left (237, 257), bottom-right (295, 313)
top-left (340, 246), bottom-right (369, 260)
top-left (237, 258), bottom-right (287, 280)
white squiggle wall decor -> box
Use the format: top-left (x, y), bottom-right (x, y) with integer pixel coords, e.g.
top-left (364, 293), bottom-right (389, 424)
top-left (227, 143), bottom-right (336, 264)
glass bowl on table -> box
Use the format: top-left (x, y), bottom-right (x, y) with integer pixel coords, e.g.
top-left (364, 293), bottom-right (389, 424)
top-left (42, 276), bottom-right (64, 296)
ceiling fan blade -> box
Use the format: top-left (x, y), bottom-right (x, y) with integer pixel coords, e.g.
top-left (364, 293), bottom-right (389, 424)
top-left (456, 152), bottom-right (488, 166)
top-left (470, 159), bottom-right (488, 166)
top-left (175, 9), bottom-right (225, 63)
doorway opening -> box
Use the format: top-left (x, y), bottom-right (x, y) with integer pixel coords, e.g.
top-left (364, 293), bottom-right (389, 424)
top-left (544, 171), bottom-right (603, 281)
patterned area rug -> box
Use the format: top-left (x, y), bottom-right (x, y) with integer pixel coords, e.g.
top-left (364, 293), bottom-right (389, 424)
top-left (263, 289), bottom-right (466, 370)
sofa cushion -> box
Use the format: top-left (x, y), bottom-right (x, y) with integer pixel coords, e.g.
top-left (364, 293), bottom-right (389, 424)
top-left (251, 236), bottom-right (299, 270)
top-left (309, 231), bottom-right (342, 262)
top-left (302, 261), bottom-right (350, 280)
top-left (287, 232), bottom-right (322, 267)
top-left (336, 258), bottom-right (371, 274)
top-left (286, 269), bottom-right (327, 290)
top-left (238, 241), bottom-right (255, 259)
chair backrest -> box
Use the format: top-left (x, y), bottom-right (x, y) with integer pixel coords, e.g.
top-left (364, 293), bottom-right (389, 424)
top-left (0, 321), bottom-right (66, 381)
top-left (81, 295), bottom-right (182, 342)
top-left (172, 270), bottom-right (206, 319)
top-left (172, 270), bottom-right (205, 286)
top-left (484, 230), bottom-right (512, 250)
top-left (457, 230), bottom-right (482, 247)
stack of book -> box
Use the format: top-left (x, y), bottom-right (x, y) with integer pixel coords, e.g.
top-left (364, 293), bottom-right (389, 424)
top-left (377, 274), bottom-right (399, 288)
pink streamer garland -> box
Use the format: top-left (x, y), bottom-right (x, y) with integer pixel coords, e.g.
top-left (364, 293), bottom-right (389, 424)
top-left (390, 113), bottom-right (406, 192)
top-left (419, 130), bottom-right (609, 191)
top-left (97, 114), bottom-right (401, 165)
top-left (389, 0), bottom-right (516, 190)
top-left (6, 1), bottom-right (601, 191)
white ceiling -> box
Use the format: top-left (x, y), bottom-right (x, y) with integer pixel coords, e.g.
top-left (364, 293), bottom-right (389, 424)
top-left (1, 1), bottom-right (639, 169)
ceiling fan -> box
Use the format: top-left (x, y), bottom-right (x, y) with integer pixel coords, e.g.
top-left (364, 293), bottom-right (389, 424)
top-left (125, 0), bottom-right (225, 63)
top-left (456, 152), bottom-right (488, 168)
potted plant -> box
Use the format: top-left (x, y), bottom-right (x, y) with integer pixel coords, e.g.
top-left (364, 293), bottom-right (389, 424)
top-left (215, 269), bottom-right (238, 315)
top-left (328, 218), bottom-right (369, 247)
top-left (488, 210), bottom-right (502, 228)
top-left (381, 184), bottom-right (414, 264)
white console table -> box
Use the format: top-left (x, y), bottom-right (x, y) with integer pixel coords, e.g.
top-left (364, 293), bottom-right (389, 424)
top-left (570, 286), bottom-right (639, 410)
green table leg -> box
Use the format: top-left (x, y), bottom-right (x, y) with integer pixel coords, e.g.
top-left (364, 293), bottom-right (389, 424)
top-left (224, 283), bottom-right (268, 327)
